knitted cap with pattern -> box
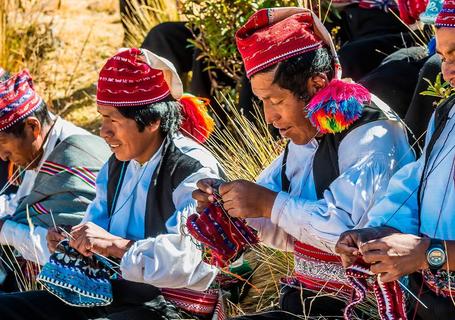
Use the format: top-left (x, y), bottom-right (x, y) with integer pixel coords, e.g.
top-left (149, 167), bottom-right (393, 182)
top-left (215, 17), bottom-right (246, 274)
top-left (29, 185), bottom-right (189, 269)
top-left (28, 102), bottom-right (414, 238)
top-left (435, 0), bottom-right (455, 27)
top-left (96, 48), bottom-right (183, 107)
top-left (235, 7), bottom-right (340, 79)
top-left (0, 69), bottom-right (43, 131)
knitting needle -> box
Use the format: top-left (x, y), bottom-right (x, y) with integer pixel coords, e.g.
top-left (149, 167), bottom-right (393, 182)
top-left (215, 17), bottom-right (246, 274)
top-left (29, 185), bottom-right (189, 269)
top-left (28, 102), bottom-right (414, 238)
top-left (397, 279), bottom-right (428, 309)
top-left (57, 226), bottom-right (121, 275)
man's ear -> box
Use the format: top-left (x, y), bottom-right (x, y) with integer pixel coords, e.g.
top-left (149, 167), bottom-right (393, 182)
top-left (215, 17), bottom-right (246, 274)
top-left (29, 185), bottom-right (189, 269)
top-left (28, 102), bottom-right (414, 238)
top-left (308, 73), bottom-right (329, 95)
top-left (24, 117), bottom-right (42, 139)
top-left (146, 119), bottom-right (161, 133)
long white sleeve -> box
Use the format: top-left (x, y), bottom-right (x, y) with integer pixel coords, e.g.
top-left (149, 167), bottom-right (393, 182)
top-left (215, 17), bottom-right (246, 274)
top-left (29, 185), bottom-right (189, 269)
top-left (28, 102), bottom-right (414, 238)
top-left (121, 233), bottom-right (217, 291)
top-left (0, 221), bottom-right (50, 265)
top-left (271, 152), bottom-right (399, 253)
top-left (119, 168), bottom-right (219, 290)
top-left (251, 119), bottom-right (413, 252)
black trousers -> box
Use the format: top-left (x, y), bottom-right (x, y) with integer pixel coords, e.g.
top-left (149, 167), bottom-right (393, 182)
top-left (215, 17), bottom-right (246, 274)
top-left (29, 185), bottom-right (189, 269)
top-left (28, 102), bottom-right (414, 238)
top-left (407, 273), bottom-right (455, 320)
top-left (0, 280), bottom-right (181, 320)
top-left (231, 285), bottom-right (345, 319)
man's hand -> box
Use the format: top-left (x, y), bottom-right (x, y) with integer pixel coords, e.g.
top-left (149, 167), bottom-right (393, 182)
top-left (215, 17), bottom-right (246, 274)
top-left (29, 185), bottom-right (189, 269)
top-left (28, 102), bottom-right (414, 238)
top-left (192, 178), bottom-right (224, 212)
top-left (219, 180), bottom-right (277, 218)
top-left (46, 227), bottom-right (65, 253)
top-left (360, 233), bottom-right (430, 282)
top-left (335, 227), bottom-right (399, 267)
top-left (69, 222), bottom-right (133, 258)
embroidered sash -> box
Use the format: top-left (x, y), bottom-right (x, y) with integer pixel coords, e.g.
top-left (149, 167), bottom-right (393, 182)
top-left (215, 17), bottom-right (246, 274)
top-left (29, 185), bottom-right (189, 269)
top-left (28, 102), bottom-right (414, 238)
top-left (293, 241), bottom-right (350, 293)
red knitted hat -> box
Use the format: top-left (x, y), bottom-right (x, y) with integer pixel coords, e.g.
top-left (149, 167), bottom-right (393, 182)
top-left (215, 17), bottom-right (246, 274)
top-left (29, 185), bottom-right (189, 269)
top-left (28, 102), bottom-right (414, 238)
top-left (0, 69), bottom-right (43, 131)
top-left (435, 0), bottom-right (455, 27)
top-left (236, 7), bottom-right (341, 79)
top-left (97, 48), bottom-right (183, 107)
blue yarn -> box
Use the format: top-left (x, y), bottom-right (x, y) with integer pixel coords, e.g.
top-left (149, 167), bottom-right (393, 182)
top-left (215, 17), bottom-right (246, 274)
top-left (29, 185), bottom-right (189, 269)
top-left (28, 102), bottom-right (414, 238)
top-left (428, 37), bottom-right (437, 56)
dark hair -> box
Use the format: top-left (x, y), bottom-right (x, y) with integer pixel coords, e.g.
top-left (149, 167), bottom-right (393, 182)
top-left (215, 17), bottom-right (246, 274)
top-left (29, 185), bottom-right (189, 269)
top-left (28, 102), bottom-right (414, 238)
top-left (3, 101), bottom-right (52, 137)
top-left (117, 96), bottom-right (182, 134)
top-left (259, 47), bottom-right (334, 100)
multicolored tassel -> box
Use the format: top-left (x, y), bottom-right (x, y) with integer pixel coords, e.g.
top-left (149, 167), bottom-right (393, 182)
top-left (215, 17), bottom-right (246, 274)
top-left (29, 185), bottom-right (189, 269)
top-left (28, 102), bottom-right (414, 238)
top-left (179, 94), bottom-right (215, 144)
top-left (306, 79), bottom-right (371, 134)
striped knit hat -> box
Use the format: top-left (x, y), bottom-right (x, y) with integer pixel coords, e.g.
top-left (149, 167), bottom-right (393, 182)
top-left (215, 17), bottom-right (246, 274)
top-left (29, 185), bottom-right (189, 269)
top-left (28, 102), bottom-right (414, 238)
top-left (96, 48), bottom-right (183, 107)
top-left (0, 69), bottom-right (43, 131)
top-left (435, 0), bottom-right (455, 27)
top-left (235, 7), bottom-right (341, 79)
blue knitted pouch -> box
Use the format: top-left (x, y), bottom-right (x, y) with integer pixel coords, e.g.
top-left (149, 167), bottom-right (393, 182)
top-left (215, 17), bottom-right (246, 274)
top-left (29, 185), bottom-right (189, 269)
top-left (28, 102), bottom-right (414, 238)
top-left (37, 240), bottom-right (117, 307)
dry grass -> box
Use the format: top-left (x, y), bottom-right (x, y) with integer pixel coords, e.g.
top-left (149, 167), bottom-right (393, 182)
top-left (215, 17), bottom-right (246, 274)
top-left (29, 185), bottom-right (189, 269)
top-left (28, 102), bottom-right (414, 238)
top-left (1, 0), bottom-right (122, 133)
top-left (121, 0), bottom-right (180, 48)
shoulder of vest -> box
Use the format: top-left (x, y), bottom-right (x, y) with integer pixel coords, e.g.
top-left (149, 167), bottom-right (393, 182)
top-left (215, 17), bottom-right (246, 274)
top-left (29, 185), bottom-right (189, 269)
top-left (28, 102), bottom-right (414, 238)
top-left (159, 139), bottom-right (204, 190)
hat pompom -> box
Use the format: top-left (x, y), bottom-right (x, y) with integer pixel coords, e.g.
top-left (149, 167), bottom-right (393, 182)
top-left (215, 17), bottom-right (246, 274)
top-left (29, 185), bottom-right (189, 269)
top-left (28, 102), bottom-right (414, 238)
top-left (179, 94), bottom-right (215, 143)
top-left (306, 79), bottom-right (371, 134)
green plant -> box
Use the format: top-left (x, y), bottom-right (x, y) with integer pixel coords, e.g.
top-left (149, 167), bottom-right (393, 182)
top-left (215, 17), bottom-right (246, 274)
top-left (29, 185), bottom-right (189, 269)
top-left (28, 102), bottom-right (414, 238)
top-left (181, 0), bottom-right (301, 88)
top-left (421, 72), bottom-right (455, 105)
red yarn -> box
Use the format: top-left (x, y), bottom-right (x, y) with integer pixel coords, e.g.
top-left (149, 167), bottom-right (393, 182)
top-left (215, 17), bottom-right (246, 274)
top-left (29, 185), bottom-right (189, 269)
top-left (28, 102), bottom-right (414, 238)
top-left (179, 94), bottom-right (214, 144)
top-left (397, 0), bottom-right (429, 24)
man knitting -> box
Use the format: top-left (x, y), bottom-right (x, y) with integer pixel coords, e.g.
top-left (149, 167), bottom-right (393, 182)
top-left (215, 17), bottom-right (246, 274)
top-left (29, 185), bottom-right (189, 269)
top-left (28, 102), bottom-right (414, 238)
top-left (193, 7), bottom-right (415, 318)
top-left (0, 70), bottom-right (110, 291)
top-left (336, 1), bottom-right (455, 319)
top-left (0, 48), bottom-right (223, 319)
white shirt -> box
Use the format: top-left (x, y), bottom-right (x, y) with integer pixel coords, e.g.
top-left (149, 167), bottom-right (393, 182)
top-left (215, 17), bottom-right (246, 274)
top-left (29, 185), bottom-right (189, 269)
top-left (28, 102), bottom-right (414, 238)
top-left (83, 133), bottom-right (221, 291)
top-left (0, 115), bottom-right (91, 264)
top-left (248, 97), bottom-right (414, 253)
top-left (367, 102), bottom-right (455, 239)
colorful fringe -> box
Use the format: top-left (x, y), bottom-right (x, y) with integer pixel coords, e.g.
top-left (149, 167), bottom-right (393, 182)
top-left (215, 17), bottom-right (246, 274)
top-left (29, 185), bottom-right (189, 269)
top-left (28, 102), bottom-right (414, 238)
top-left (40, 161), bottom-right (96, 189)
top-left (179, 94), bottom-right (215, 144)
top-left (345, 259), bottom-right (407, 320)
top-left (186, 195), bottom-right (259, 267)
top-left (306, 79), bottom-right (371, 134)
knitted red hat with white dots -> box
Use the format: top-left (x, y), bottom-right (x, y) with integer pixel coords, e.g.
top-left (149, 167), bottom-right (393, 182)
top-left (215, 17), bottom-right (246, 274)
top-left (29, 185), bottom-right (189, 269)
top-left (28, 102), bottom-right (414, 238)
top-left (96, 48), bottom-right (183, 107)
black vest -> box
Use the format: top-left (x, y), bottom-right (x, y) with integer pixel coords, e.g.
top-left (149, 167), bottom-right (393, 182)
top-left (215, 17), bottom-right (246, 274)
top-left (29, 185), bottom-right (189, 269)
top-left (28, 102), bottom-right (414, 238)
top-left (106, 137), bottom-right (205, 238)
top-left (281, 102), bottom-right (391, 197)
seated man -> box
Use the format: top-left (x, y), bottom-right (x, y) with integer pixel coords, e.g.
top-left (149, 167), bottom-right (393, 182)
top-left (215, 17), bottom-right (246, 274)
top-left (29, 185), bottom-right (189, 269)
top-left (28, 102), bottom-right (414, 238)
top-left (0, 48), bottom-right (222, 319)
top-left (193, 7), bottom-right (415, 318)
top-left (336, 2), bottom-right (455, 319)
top-left (0, 70), bottom-right (110, 283)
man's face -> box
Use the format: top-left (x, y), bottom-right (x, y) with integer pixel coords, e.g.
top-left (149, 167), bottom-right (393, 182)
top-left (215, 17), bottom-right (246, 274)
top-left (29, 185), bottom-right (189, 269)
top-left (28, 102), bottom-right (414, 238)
top-left (436, 27), bottom-right (455, 88)
top-left (250, 70), bottom-right (319, 145)
top-left (0, 118), bottom-right (42, 168)
top-left (98, 105), bottom-right (161, 163)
